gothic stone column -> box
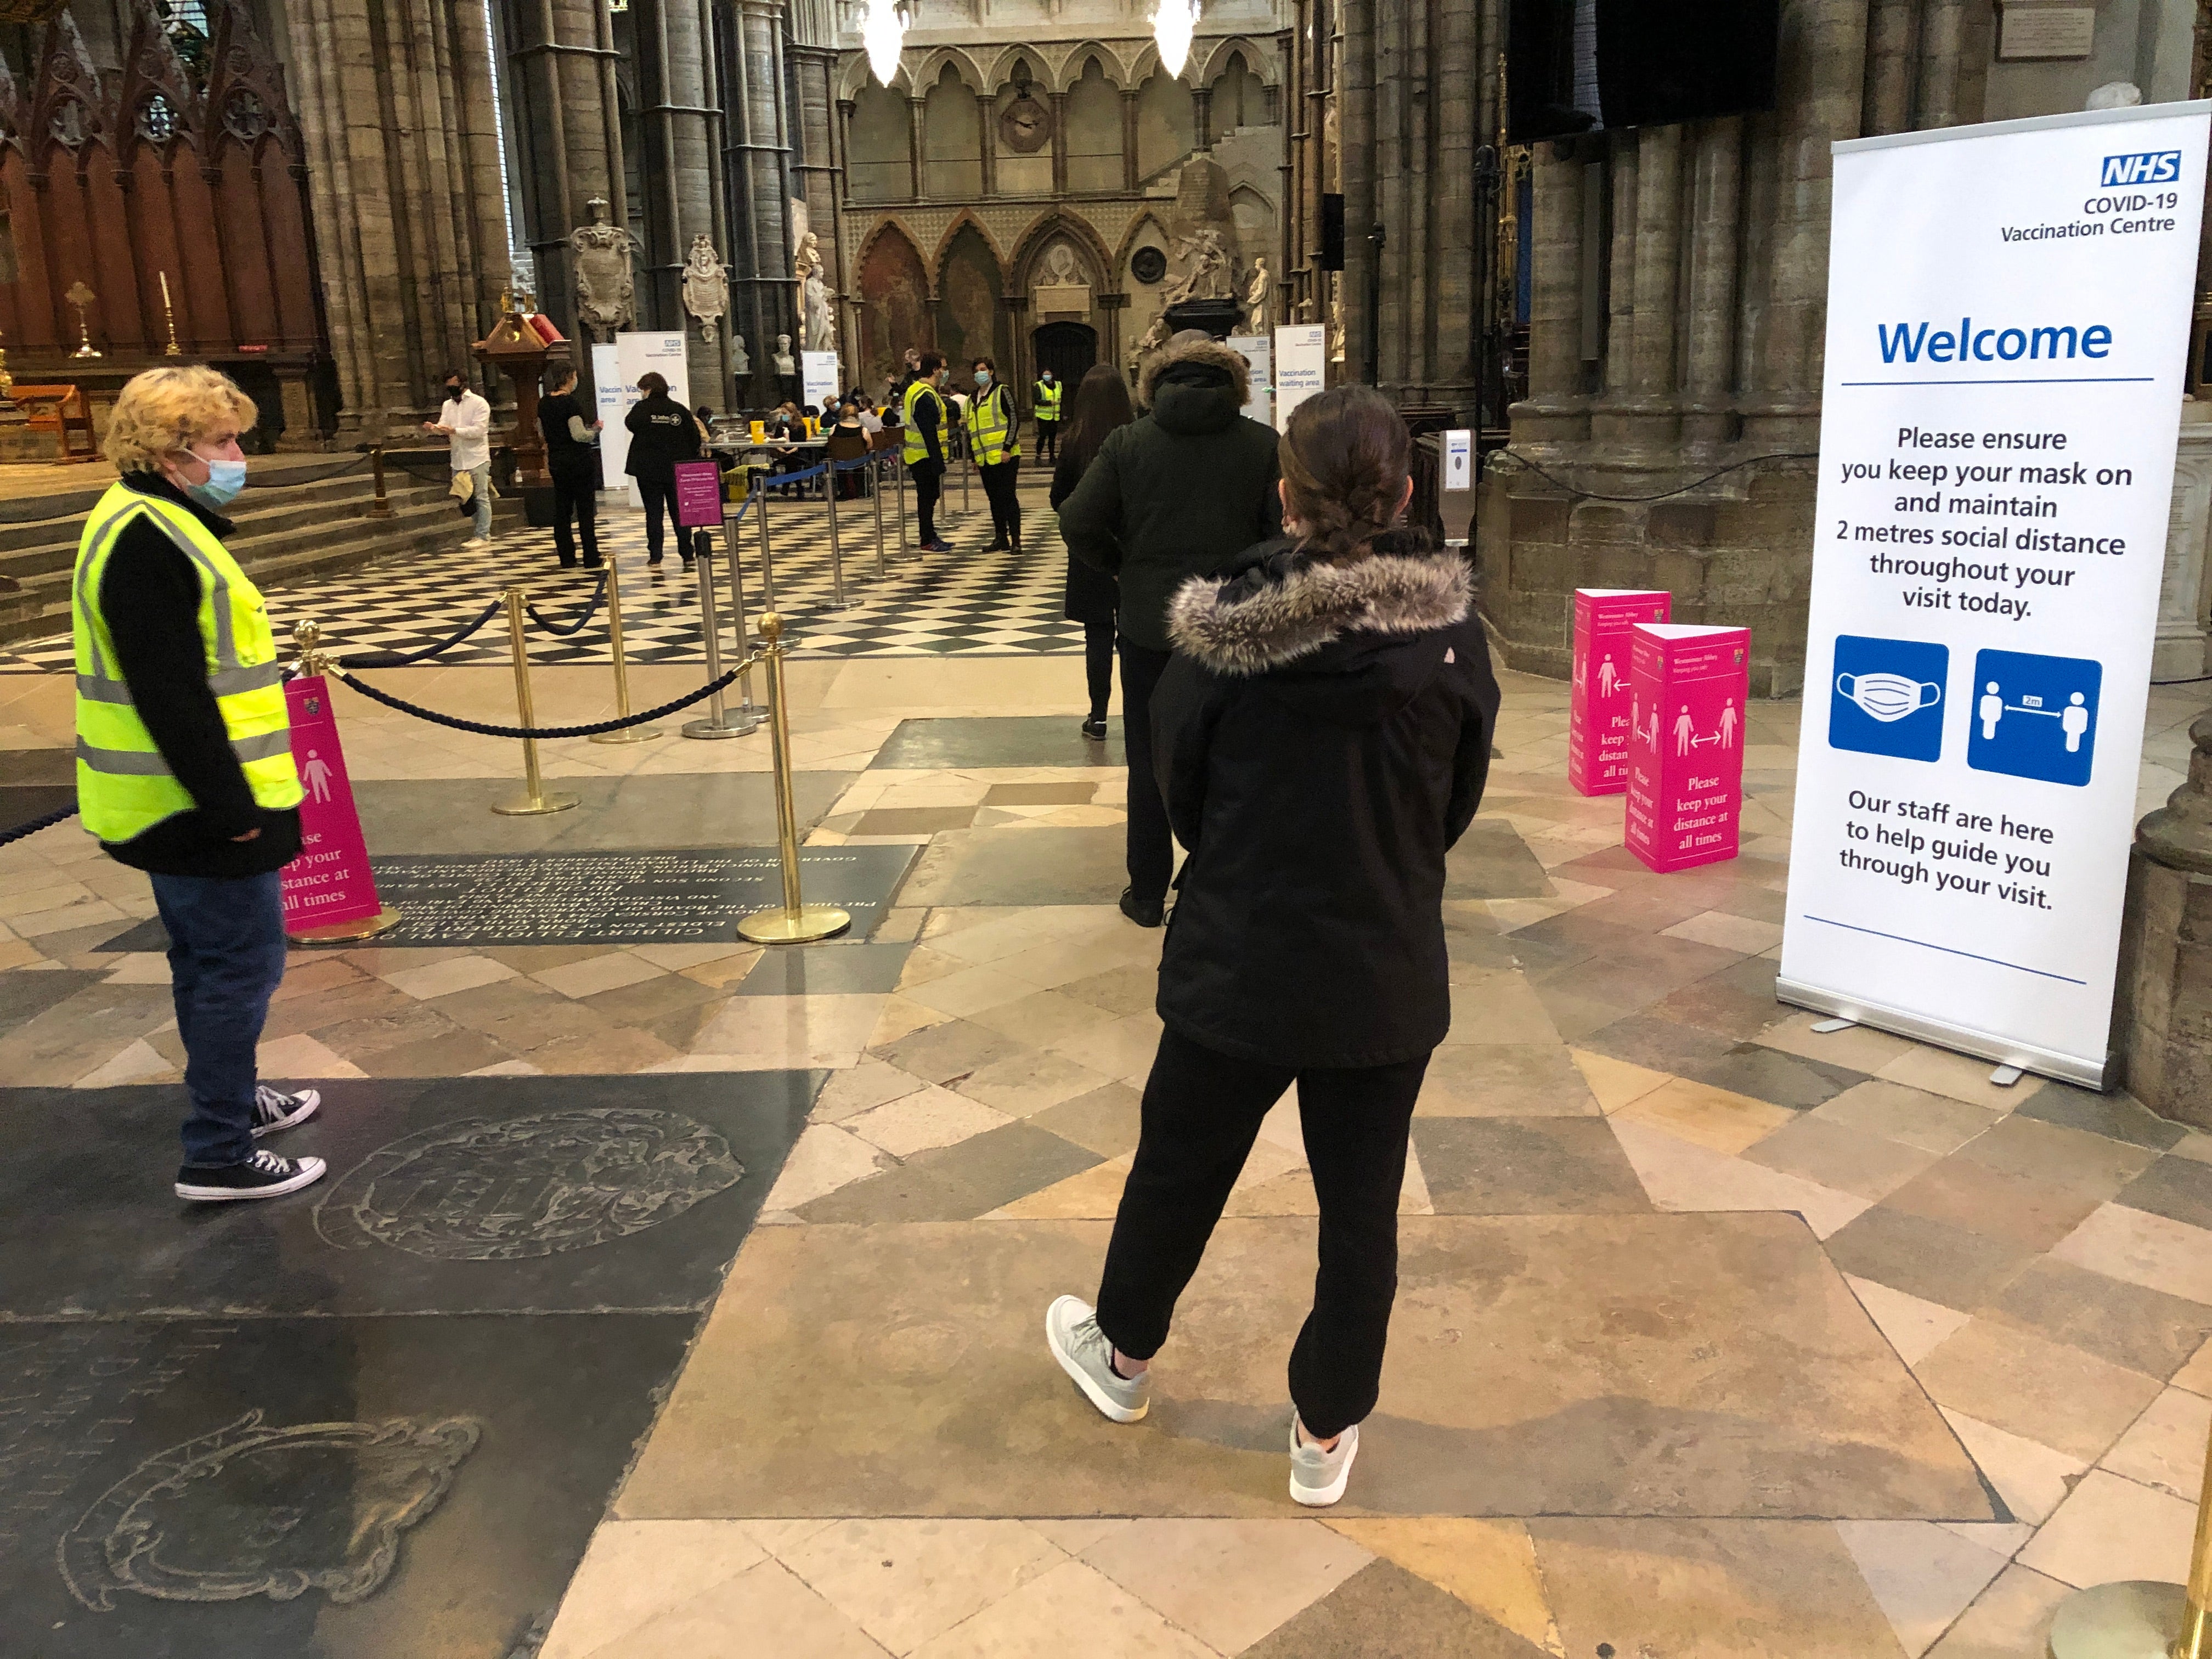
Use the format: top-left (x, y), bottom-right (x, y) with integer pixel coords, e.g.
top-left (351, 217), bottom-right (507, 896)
top-left (2121, 710), bottom-right (2212, 1126)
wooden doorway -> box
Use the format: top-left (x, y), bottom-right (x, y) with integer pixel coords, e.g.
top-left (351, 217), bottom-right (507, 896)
top-left (1031, 321), bottom-right (1098, 391)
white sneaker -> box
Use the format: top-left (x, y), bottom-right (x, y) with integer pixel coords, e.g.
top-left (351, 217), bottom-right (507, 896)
top-left (1289, 1417), bottom-right (1359, 1506)
top-left (1046, 1295), bottom-right (1149, 1423)
top-left (462, 535), bottom-right (493, 549)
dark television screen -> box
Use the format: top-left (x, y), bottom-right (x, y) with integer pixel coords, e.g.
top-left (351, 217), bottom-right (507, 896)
top-left (1508, 0), bottom-right (1779, 146)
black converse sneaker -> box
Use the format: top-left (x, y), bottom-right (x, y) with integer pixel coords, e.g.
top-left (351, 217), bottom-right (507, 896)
top-left (175, 1148), bottom-right (328, 1203)
top-left (251, 1084), bottom-right (320, 1138)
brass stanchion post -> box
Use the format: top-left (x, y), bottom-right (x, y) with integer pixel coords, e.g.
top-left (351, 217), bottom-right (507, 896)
top-left (825, 461), bottom-right (848, 607)
top-left (872, 452), bottom-right (888, 577)
top-left (895, 455), bottom-right (912, 558)
top-left (723, 506), bottom-right (768, 724)
top-left (755, 469), bottom-right (779, 609)
top-left (590, 557), bottom-right (661, 744)
top-left (682, 540), bottom-right (760, 740)
top-left (2045, 1410), bottom-right (2212, 1655)
top-left (368, 445), bottom-right (392, 519)
top-left (737, 613), bottom-right (850, 945)
top-left (490, 589), bottom-right (579, 816)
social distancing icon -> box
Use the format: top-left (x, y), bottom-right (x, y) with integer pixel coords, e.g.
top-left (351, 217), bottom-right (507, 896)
top-left (1967, 648), bottom-right (2101, 787)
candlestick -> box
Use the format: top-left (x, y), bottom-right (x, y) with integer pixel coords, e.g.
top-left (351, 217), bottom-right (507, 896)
top-left (159, 270), bottom-right (180, 357)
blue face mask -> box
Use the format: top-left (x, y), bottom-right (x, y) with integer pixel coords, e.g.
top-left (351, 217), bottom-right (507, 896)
top-left (186, 454), bottom-right (247, 508)
top-left (975, 371), bottom-right (991, 387)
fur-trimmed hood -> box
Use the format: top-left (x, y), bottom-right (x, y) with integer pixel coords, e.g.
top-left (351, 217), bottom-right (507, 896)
top-left (1139, 335), bottom-right (1251, 411)
top-left (1167, 531), bottom-right (1472, 678)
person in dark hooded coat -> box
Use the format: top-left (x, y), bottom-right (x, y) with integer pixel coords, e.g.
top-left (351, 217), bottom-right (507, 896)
top-left (1044, 386), bottom-right (1500, 1511)
top-left (1054, 331), bottom-right (1282, 927)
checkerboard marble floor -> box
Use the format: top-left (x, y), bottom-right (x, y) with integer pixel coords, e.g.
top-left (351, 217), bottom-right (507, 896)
top-left (0, 470), bottom-right (1080, 673)
top-left (2, 659), bottom-right (2209, 1657)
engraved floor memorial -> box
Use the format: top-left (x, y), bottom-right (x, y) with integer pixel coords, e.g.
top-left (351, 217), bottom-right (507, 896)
top-left (1, 613), bottom-right (2208, 1656)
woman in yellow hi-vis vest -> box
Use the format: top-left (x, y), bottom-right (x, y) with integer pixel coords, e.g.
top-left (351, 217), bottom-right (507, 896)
top-left (967, 356), bottom-right (1023, 552)
top-left (73, 366), bottom-right (324, 1204)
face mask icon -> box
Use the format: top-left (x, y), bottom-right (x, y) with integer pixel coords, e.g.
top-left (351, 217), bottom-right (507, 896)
top-left (1836, 672), bottom-right (1941, 723)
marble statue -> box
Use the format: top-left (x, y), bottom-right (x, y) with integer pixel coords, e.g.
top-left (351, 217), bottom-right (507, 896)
top-left (731, 332), bottom-right (751, 375)
top-left (772, 333), bottom-right (797, 377)
top-left (802, 265), bottom-right (836, 354)
top-left (1163, 228), bottom-right (1233, 306)
top-left (1329, 291), bottom-right (1345, 363)
top-left (794, 229), bottom-right (829, 348)
top-left (681, 236), bottom-right (729, 344)
top-left (1244, 258), bottom-right (1272, 335)
top-left (569, 198), bottom-right (640, 343)
top-left (1127, 312), bottom-right (1171, 377)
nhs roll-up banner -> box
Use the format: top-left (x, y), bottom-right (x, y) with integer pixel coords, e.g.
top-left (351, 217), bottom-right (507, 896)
top-left (1780, 103), bottom-right (2209, 1087)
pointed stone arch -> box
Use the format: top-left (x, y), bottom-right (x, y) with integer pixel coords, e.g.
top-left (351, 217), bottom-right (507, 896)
top-left (1009, 208), bottom-right (1116, 296)
top-left (838, 55), bottom-right (912, 101)
top-left (929, 208), bottom-right (1009, 291)
top-left (854, 217), bottom-right (933, 386)
top-left (1046, 41), bottom-right (1130, 94)
top-left (907, 46), bottom-right (987, 97)
top-left (1198, 36), bottom-right (1280, 89)
top-left (982, 46), bottom-right (1048, 97)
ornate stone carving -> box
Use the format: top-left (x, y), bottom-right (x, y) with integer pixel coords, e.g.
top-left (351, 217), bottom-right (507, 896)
top-left (681, 235), bottom-right (729, 343)
top-left (1162, 227), bottom-right (1232, 305)
top-left (569, 198), bottom-right (640, 344)
top-left (774, 332), bottom-right (796, 376)
top-left (315, 1107), bottom-right (744, 1260)
top-left (1127, 310), bottom-right (1170, 376)
top-left (60, 1412), bottom-right (481, 1611)
top-left (794, 229), bottom-right (836, 353)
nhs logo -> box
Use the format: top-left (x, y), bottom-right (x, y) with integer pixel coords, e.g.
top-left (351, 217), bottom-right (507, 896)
top-left (2100, 151), bottom-right (2182, 186)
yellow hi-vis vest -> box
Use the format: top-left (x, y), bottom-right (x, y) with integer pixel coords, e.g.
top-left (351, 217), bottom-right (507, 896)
top-left (967, 383), bottom-right (1019, 466)
top-left (901, 380), bottom-right (942, 467)
top-left (1033, 379), bottom-right (1062, 421)
top-left (71, 481), bottom-right (301, 843)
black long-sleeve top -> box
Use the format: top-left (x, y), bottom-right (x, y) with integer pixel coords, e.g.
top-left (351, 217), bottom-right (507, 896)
top-left (92, 473), bottom-right (301, 878)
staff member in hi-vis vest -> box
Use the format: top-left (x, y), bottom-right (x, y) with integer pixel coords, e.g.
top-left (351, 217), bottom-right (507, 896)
top-left (901, 352), bottom-right (953, 552)
top-left (968, 357), bottom-right (1023, 553)
top-left (73, 366), bottom-right (325, 1205)
top-left (1032, 367), bottom-right (1062, 462)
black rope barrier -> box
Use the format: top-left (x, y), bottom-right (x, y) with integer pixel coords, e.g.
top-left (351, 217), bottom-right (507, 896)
top-left (1496, 450), bottom-right (1820, 504)
top-left (336, 596), bottom-right (505, 668)
top-left (334, 664), bottom-right (744, 740)
top-left (526, 571), bottom-right (608, 637)
top-left (0, 803), bottom-right (76, 845)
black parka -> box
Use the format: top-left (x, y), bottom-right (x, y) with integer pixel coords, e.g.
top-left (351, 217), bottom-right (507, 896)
top-left (624, 393), bottom-right (701, 484)
top-left (1152, 532), bottom-right (1500, 1069)
top-left (1054, 337), bottom-right (1282, 651)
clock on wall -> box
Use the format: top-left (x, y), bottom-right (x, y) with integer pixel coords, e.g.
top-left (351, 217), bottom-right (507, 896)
top-left (1000, 92), bottom-right (1051, 154)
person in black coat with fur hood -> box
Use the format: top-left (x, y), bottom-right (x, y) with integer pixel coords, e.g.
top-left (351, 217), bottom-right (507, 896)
top-left (1045, 386), bottom-right (1500, 1510)
top-left (1056, 330), bottom-right (1282, 928)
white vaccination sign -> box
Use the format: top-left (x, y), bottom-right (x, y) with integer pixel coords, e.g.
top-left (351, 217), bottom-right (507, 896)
top-left (1273, 324), bottom-right (1326, 432)
top-left (1779, 102), bottom-right (2210, 1087)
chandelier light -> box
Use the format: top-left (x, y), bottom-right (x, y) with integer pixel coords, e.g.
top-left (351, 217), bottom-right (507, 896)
top-left (863, 0), bottom-right (912, 87)
top-left (1153, 0), bottom-right (1197, 78)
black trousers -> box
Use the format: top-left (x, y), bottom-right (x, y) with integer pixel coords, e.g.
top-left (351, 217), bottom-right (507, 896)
top-left (1036, 418), bottom-right (1059, 462)
top-left (1118, 639), bottom-right (1175, 900)
top-left (911, 459), bottom-right (944, 543)
top-left (551, 470), bottom-right (600, 568)
top-left (1084, 617), bottom-right (1115, 720)
top-left (979, 458), bottom-right (1021, 546)
top-left (1097, 1027), bottom-right (1431, 1440)
top-left (639, 477), bottom-right (707, 563)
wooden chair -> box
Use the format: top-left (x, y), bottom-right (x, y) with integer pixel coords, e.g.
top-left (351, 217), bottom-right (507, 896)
top-left (13, 385), bottom-right (99, 464)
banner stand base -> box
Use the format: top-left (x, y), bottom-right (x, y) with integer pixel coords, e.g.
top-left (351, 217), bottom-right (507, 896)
top-left (287, 906), bottom-right (402, 946)
top-left (1775, 975), bottom-right (2109, 1092)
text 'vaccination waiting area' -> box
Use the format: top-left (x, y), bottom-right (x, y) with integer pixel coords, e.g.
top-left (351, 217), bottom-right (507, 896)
top-left (8, 1), bottom-right (2212, 1656)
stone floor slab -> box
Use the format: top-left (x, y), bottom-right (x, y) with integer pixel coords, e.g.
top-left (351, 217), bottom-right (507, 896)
top-left (0, 1071), bottom-right (814, 1318)
top-left (896, 826), bottom-right (1131, 909)
top-left (618, 1215), bottom-right (1995, 1521)
top-left (870, 716), bottom-right (1127, 769)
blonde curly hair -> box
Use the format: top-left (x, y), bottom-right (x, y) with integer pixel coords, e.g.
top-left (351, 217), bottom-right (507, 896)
top-left (103, 366), bottom-right (258, 474)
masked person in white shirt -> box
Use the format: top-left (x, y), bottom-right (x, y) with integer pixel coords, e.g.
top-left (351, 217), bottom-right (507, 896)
top-left (425, 368), bottom-right (494, 548)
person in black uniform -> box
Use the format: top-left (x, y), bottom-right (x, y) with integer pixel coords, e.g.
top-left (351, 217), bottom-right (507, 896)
top-left (623, 370), bottom-right (702, 568)
top-left (537, 365), bottom-right (603, 569)
top-left (1049, 364), bottom-right (1135, 741)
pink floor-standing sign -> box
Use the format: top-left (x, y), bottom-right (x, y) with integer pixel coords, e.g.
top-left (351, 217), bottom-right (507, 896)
top-left (280, 675), bottom-right (391, 936)
top-left (1568, 588), bottom-right (1671, 795)
top-left (1623, 623), bottom-right (1751, 874)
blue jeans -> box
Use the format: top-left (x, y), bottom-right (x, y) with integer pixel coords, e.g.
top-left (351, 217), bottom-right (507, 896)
top-left (150, 871), bottom-right (288, 1167)
top-left (462, 463), bottom-right (492, 537)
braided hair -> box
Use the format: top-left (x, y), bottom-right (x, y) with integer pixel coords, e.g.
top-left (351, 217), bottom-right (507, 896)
top-left (1278, 386), bottom-right (1413, 565)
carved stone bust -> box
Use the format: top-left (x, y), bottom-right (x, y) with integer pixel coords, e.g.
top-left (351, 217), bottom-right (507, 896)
top-left (773, 332), bottom-right (796, 376)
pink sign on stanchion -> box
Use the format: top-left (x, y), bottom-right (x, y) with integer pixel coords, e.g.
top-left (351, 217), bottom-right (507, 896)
top-left (280, 674), bottom-right (399, 943)
top-left (1568, 588), bottom-right (1671, 795)
top-left (674, 459), bottom-right (724, 529)
top-left (1623, 623), bottom-right (1751, 874)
